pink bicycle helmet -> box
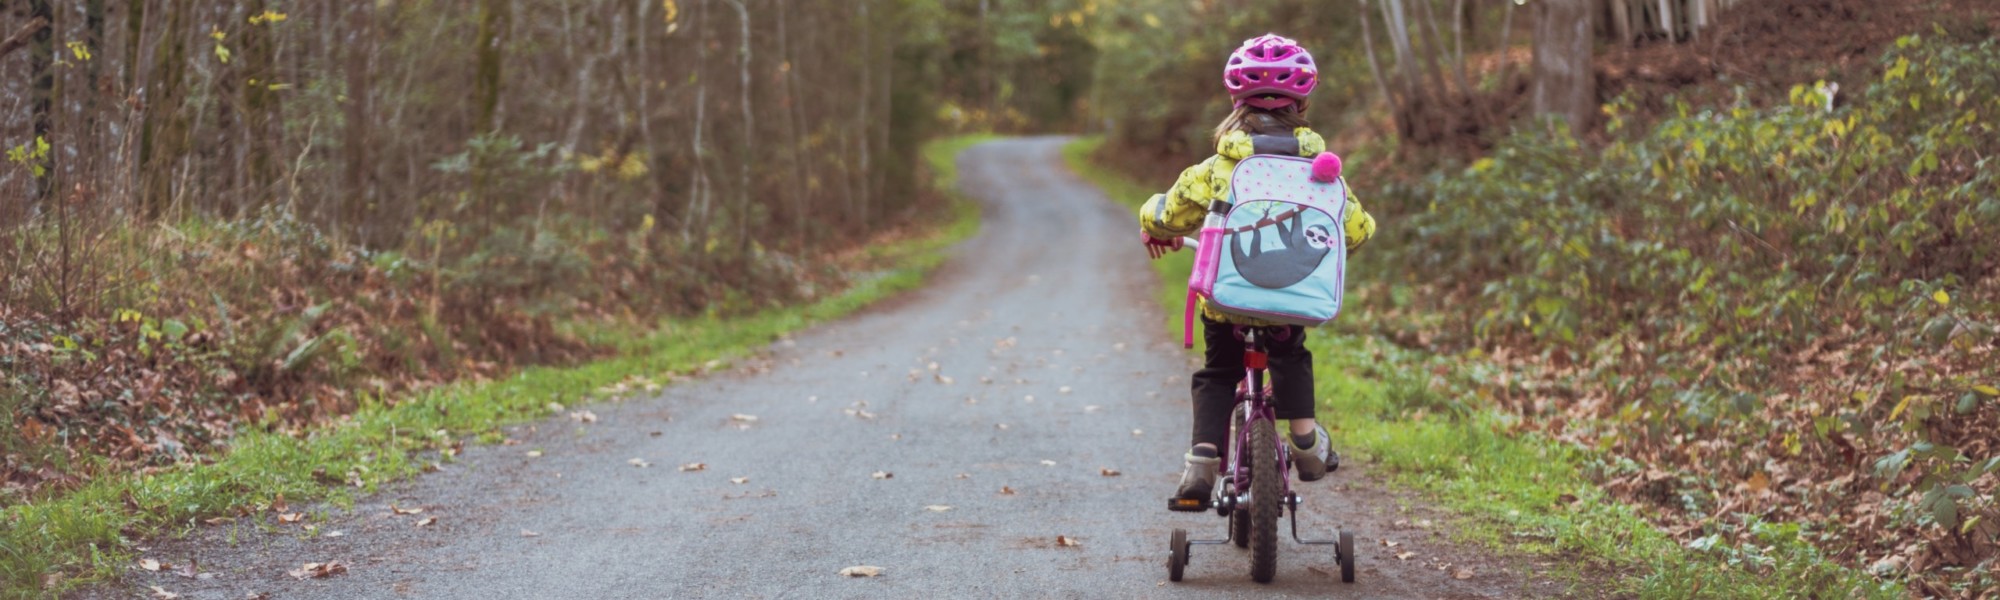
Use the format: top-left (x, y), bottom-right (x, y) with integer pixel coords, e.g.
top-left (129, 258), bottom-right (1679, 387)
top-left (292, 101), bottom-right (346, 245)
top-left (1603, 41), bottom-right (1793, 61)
top-left (1224, 34), bottom-right (1318, 110)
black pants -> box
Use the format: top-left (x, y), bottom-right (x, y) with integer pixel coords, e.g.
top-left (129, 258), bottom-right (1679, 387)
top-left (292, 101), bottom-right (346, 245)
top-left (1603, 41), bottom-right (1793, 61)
top-left (1190, 318), bottom-right (1316, 449)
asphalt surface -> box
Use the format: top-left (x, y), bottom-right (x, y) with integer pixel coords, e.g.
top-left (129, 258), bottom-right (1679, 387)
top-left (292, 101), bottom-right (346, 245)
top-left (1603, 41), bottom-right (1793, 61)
top-left (89, 138), bottom-right (1574, 599)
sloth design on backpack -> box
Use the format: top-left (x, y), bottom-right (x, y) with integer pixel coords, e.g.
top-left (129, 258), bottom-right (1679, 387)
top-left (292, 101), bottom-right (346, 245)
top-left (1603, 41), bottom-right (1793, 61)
top-left (1231, 207), bottom-right (1332, 289)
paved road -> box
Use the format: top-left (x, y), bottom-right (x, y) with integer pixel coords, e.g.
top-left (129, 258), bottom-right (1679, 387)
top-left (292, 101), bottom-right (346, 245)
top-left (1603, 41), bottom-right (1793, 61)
top-left (94, 138), bottom-right (1567, 599)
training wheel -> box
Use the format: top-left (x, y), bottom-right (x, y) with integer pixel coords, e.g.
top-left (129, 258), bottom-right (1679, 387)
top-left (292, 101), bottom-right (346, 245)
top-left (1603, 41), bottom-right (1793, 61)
top-left (1338, 529), bottom-right (1356, 583)
top-left (1168, 528), bottom-right (1189, 582)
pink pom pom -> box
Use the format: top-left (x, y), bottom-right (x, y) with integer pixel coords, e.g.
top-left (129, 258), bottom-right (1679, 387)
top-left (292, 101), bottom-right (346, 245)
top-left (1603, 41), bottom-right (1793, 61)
top-left (1311, 152), bottom-right (1343, 183)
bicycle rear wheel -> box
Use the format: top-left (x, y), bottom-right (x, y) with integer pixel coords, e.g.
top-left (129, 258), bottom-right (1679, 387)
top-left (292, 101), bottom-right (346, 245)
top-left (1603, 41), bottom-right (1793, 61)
top-left (1248, 417), bottom-right (1280, 583)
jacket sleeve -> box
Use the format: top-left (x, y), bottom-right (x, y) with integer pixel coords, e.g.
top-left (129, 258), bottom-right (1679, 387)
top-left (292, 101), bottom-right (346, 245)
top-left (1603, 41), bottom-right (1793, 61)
top-left (1139, 157), bottom-right (1220, 239)
top-left (1342, 189), bottom-right (1376, 251)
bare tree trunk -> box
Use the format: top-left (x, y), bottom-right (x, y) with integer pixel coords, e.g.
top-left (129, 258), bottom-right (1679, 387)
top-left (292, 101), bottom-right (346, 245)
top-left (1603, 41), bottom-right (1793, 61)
top-left (724, 0), bottom-right (752, 250)
top-left (855, 0), bottom-right (873, 227)
top-left (1451, 0), bottom-right (1464, 76)
top-left (777, 4), bottom-right (806, 244)
top-left (139, 0), bottom-right (190, 220)
top-left (1532, 0), bottom-right (1594, 132)
top-left (29, 0), bottom-right (56, 204)
top-left (1656, 0), bottom-right (1675, 41)
top-left (344, 0), bottom-right (376, 236)
top-left (1416, 0), bottom-right (1470, 96)
top-left (1380, 0), bottom-right (1420, 103)
top-left (474, 0), bottom-right (508, 133)
top-left (1609, 0), bottom-right (1634, 47)
top-left (1356, 0), bottom-right (1401, 137)
top-left (687, 0), bottom-right (713, 237)
top-left (1496, 0), bottom-right (1518, 77)
top-left (242, 0), bottom-right (282, 210)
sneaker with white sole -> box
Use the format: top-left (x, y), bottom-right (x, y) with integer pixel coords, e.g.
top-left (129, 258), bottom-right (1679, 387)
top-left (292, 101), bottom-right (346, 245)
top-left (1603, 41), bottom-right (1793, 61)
top-left (1174, 452), bottom-right (1221, 500)
top-left (1289, 425), bottom-right (1338, 481)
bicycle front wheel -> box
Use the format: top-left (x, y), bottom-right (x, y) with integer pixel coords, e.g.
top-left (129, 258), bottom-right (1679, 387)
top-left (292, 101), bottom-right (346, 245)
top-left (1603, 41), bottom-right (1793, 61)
top-left (1248, 417), bottom-right (1280, 583)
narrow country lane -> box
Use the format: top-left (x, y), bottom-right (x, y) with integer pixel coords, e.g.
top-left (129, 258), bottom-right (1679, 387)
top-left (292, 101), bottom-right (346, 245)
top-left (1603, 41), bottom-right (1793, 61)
top-left (89, 138), bottom-right (1569, 599)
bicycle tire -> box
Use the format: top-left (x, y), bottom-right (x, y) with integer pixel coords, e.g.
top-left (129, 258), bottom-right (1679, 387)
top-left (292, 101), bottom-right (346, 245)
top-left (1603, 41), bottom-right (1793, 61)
top-left (1248, 417), bottom-right (1280, 583)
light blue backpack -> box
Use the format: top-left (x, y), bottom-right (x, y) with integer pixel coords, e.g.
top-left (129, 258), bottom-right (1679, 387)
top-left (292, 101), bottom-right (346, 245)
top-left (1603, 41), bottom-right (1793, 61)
top-left (1182, 154), bottom-right (1349, 347)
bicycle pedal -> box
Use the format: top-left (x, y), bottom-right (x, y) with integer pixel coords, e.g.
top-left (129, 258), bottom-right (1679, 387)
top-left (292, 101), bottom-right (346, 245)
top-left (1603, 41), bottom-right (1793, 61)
top-left (1166, 497), bottom-right (1210, 512)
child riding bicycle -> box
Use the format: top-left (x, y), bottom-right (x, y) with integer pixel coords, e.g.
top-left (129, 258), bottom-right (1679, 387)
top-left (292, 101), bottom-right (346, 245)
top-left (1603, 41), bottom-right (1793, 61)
top-left (1138, 34), bottom-right (1377, 503)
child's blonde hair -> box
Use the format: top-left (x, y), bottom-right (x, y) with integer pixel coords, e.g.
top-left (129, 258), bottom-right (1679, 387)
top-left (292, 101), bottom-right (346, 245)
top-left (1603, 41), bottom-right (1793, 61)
top-left (1212, 102), bottom-right (1310, 146)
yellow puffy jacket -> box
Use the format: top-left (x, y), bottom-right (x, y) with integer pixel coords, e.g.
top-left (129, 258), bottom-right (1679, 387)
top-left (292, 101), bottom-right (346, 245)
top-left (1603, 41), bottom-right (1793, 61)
top-left (1139, 127), bottom-right (1377, 325)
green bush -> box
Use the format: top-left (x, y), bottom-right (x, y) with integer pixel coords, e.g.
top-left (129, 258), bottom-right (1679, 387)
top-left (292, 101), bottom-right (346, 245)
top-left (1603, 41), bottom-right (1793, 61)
top-left (1360, 35), bottom-right (2000, 590)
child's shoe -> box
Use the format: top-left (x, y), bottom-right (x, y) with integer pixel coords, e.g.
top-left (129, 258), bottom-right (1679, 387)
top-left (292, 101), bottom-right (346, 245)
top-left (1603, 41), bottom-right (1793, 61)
top-left (1174, 452), bottom-right (1221, 500)
top-left (1289, 425), bottom-right (1338, 481)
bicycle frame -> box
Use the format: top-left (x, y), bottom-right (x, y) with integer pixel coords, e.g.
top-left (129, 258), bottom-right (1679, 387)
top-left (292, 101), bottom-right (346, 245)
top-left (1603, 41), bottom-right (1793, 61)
top-left (1222, 328), bottom-right (1292, 506)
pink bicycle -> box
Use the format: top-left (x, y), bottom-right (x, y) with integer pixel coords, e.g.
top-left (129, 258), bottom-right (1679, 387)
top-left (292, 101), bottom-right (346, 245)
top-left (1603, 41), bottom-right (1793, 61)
top-left (1164, 234), bottom-right (1356, 585)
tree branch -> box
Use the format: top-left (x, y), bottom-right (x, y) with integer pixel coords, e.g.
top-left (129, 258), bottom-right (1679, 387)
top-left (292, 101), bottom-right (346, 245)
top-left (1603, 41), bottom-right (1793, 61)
top-left (0, 17), bottom-right (50, 59)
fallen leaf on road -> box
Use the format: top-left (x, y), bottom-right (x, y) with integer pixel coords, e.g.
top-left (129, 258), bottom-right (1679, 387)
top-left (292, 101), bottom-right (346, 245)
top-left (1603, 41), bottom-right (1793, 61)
top-left (1396, 551), bottom-right (1417, 560)
top-left (839, 565), bottom-right (884, 577)
top-left (172, 561), bottom-right (206, 580)
top-left (679, 462), bottom-right (706, 472)
top-left (149, 586), bottom-right (178, 599)
top-left (1059, 386), bottom-right (1073, 394)
top-left (1113, 343), bottom-right (1127, 351)
top-left (326, 531), bottom-right (345, 538)
top-left (1382, 539), bottom-right (1400, 548)
top-left (286, 561), bottom-right (347, 580)
top-left (996, 423), bottom-right (1010, 430)
top-left (521, 530), bottom-right (541, 537)
top-left (389, 504), bottom-right (424, 515)
top-left (414, 516), bottom-right (437, 527)
top-left (979, 376), bottom-right (994, 384)
top-left (546, 402), bottom-right (566, 414)
top-left (272, 492), bottom-right (288, 513)
top-left (1453, 567), bottom-right (1475, 580)
top-left (1056, 535), bottom-right (1081, 547)
top-left (1040, 460), bottom-right (1057, 466)
top-left (927, 362), bottom-right (940, 371)
top-left (245, 592), bottom-right (271, 600)
top-left (730, 477), bottom-right (750, 484)
top-left (1131, 429), bottom-right (1143, 436)
top-left (1000, 486), bottom-right (1016, 495)
top-left (955, 473), bottom-right (970, 479)
top-left (139, 559), bottom-right (165, 571)
top-left (628, 458), bottom-right (653, 468)
top-left (1083, 405), bottom-right (1101, 413)
top-left (525, 450), bottom-right (543, 458)
top-left (935, 374), bottom-right (955, 385)
top-left (1100, 468), bottom-right (1121, 477)
top-left (277, 512), bottom-right (303, 524)
top-left (924, 505), bottom-right (953, 512)
top-left (1023, 395), bottom-right (1035, 403)
top-left (568, 410), bottom-right (598, 423)
top-left (872, 471), bottom-right (893, 479)
top-left (730, 413), bottom-right (759, 423)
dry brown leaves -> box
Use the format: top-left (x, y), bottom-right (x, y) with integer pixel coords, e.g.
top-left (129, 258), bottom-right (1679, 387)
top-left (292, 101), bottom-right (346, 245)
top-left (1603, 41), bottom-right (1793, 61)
top-left (286, 561), bottom-right (347, 580)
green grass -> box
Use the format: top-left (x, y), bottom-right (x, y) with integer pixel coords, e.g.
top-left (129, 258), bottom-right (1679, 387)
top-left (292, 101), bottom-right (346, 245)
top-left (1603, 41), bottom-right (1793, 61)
top-left (1061, 136), bottom-right (1900, 599)
top-left (0, 135), bottom-right (991, 599)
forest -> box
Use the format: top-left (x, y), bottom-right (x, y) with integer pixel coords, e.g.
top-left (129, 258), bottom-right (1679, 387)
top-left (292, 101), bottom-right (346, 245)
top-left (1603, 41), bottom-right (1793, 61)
top-left (2, 0), bottom-right (1996, 597)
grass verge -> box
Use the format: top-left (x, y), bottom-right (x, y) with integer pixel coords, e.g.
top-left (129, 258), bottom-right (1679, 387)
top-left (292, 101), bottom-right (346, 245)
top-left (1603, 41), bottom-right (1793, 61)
top-left (1061, 136), bottom-right (1899, 599)
top-left (0, 135), bottom-right (991, 598)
